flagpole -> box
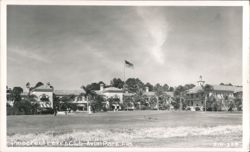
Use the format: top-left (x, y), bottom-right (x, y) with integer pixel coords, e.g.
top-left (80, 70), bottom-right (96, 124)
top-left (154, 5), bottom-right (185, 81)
top-left (123, 61), bottom-right (126, 91)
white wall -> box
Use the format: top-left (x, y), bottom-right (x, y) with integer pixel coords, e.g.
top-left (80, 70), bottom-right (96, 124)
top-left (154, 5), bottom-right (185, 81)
top-left (32, 91), bottom-right (53, 108)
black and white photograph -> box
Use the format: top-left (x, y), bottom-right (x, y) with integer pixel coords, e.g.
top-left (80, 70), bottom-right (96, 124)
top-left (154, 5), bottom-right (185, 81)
top-left (1, 0), bottom-right (249, 151)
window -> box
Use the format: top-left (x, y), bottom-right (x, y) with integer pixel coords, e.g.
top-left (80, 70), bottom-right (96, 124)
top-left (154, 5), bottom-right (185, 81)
top-left (77, 96), bottom-right (82, 101)
top-left (40, 94), bottom-right (50, 102)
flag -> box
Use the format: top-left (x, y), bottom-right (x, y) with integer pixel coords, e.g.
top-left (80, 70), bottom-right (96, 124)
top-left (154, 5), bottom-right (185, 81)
top-left (125, 60), bottom-right (134, 68)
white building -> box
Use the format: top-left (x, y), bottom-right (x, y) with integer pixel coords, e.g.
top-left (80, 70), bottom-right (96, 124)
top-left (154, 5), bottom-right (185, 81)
top-left (185, 77), bottom-right (242, 111)
top-left (95, 83), bottom-right (124, 110)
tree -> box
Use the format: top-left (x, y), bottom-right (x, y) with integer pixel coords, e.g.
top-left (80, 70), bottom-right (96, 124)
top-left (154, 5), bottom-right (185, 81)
top-left (9, 86), bottom-right (33, 115)
top-left (35, 82), bottom-right (43, 88)
top-left (202, 84), bottom-right (214, 111)
top-left (149, 96), bottom-right (158, 110)
top-left (85, 82), bottom-right (104, 91)
top-left (81, 85), bottom-right (99, 113)
top-left (110, 78), bottom-right (124, 89)
top-left (125, 78), bottom-right (144, 93)
top-left (81, 85), bottom-right (96, 100)
top-left (22, 94), bottom-right (39, 114)
top-left (144, 82), bottom-right (153, 91)
top-left (6, 87), bottom-right (13, 101)
top-left (174, 85), bottom-right (185, 96)
top-left (91, 94), bottom-right (105, 112)
top-left (26, 82), bottom-right (31, 93)
top-left (158, 93), bottom-right (171, 110)
top-left (11, 87), bottom-right (24, 112)
top-left (107, 96), bottom-right (120, 110)
top-left (153, 83), bottom-right (162, 92)
top-left (60, 94), bottom-right (76, 112)
top-left (184, 84), bottom-right (195, 90)
top-left (153, 83), bottom-right (165, 110)
top-left (53, 93), bottom-right (60, 115)
top-left (26, 82), bottom-right (45, 92)
top-left (174, 85), bottom-right (186, 110)
top-left (123, 95), bottom-right (135, 110)
top-left (162, 84), bottom-right (169, 91)
top-left (169, 87), bottom-right (174, 92)
top-left (234, 97), bottom-right (242, 111)
top-left (28, 82), bottom-right (44, 91)
top-left (17, 99), bottom-right (33, 115)
top-left (220, 83), bottom-right (233, 86)
top-left (133, 90), bottom-right (148, 110)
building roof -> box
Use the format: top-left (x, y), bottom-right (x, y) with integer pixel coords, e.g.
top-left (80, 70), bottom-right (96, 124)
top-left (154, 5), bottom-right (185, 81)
top-left (21, 92), bottom-right (28, 96)
top-left (165, 91), bottom-right (174, 97)
top-left (95, 87), bottom-right (123, 95)
top-left (187, 84), bottom-right (242, 94)
top-left (102, 87), bottom-right (123, 93)
top-left (143, 91), bottom-right (155, 96)
top-left (212, 85), bottom-right (242, 93)
top-left (187, 86), bottom-right (203, 94)
top-left (54, 90), bottom-right (85, 96)
top-left (123, 92), bottom-right (136, 96)
top-left (143, 91), bottom-right (174, 97)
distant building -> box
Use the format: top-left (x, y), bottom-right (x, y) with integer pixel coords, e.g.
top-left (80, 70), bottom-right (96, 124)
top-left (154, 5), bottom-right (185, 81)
top-left (95, 83), bottom-right (124, 110)
top-left (185, 76), bottom-right (242, 111)
top-left (95, 84), bottom-right (124, 102)
top-left (54, 89), bottom-right (87, 111)
top-left (31, 84), bottom-right (54, 108)
top-left (29, 84), bottom-right (87, 110)
top-left (7, 84), bottom-right (54, 108)
top-left (143, 86), bottom-right (175, 110)
top-left (7, 83), bottom-right (87, 111)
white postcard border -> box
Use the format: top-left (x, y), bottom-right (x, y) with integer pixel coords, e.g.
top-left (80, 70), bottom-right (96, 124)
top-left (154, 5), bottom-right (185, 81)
top-left (1, 1), bottom-right (249, 152)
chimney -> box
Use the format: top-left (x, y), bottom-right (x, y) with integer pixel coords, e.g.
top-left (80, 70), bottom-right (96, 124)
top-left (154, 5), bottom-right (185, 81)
top-left (100, 83), bottom-right (104, 91)
top-left (146, 86), bottom-right (149, 92)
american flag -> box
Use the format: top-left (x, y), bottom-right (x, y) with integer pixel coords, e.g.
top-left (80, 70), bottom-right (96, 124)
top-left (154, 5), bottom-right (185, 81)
top-left (125, 60), bottom-right (134, 68)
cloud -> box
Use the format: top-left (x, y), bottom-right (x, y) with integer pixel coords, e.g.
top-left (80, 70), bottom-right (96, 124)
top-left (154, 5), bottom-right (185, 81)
top-left (136, 7), bottom-right (169, 64)
top-left (8, 47), bottom-right (51, 63)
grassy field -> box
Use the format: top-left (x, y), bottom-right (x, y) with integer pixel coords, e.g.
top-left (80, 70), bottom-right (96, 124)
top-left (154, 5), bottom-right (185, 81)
top-left (7, 111), bottom-right (242, 148)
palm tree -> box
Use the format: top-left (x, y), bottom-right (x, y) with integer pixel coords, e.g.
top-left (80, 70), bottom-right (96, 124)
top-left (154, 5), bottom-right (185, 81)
top-left (34, 82), bottom-right (44, 89)
top-left (81, 85), bottom-right (96, 113)
top-left (153, 84), bottom-right (168, 110)
top-left (26, 82), bottom-right (31, 96)
top-left (24, 94), bottom-right (39, 114)
top-left (157, 93), bottom-right (171, 110)
top-left (134, 88), bottom-right (145, 110)
top-left (11, 87), bottom-right (23, 114)
top-left (26, 82), bottom-right (45, 94)
top-left (202, 84), bottom-right (214, 111)
top-left (174, 85), bottom-right (186, 110)
top-left (26, 82), bottom-right (44, 114)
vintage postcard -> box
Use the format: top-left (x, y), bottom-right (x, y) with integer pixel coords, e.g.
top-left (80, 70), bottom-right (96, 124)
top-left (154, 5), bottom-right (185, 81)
top-left (0, 0), bottom-right (249, 152)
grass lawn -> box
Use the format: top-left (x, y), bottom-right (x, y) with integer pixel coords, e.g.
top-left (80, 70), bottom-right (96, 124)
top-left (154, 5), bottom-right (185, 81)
top-left (7, 111), bottom-right (242, 148)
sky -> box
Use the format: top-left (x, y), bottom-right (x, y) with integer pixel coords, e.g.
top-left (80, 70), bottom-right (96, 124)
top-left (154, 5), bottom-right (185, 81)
top-left (7, 6), bottom-right (242, 90)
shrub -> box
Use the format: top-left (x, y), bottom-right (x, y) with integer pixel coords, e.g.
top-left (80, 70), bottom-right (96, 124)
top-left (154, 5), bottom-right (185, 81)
top-left (91, 95), bottom-right (105, 112)
top-left (195, 107), bottom-right (200, 111)
top-left (69, 103), bottom-right (77, 112)
top-left (102, 106), bottom-right (108, 112)
top-left (40, 108), bottom-right (54, 114)
top-left (141, 105), bottom-right (150, 110)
